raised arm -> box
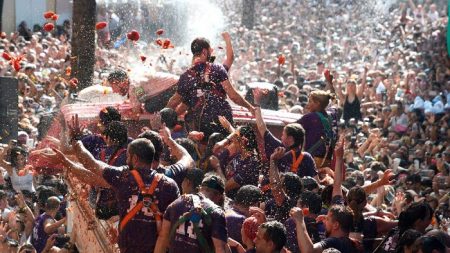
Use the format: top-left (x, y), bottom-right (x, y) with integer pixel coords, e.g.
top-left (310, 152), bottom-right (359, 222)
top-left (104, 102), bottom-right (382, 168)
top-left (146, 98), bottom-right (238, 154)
top-left (332, 136), bottom-right (344, 198)
top-left (221, 32), bottom-right (234, 70)
top-left (291, 207), bottom-right (322, 253)
top-left (357, 66), bottom-right (368, 99)
top-left (269, 147), bottom-right (288, 206)
top-left (222, 79), bottom-right (255, 113)
top-left (252, 88), bottom-right (268, 137)
top-left (159, 125), bottom-right (195, 170)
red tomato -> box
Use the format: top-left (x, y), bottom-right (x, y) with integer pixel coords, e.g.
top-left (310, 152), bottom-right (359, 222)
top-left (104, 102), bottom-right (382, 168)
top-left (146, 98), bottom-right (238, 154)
top-left (13, 61), bottom-right (21, 71)
top-left (43, 11), bottom-right (55, 19)
top-left (127, 30), bottom-right (140, 41)
top-left (43, 23), bottom-right (55, 32)
top-left (95, 22), bottom-right (107, 30)
top-left (51, 14), bottom-right (59, 21)
top-left (302, 208), bottom-right (310, 216)
top-left (278, 54), bottom-right (286, 65)
top-left (69, 78), bottom-right (78, 89)
top-left (156, 29), bottom-right (164, 35)
top-left (155, 39), bottom-right (163, 46)
top-left (162, 39), bottom-right (171, 49)
top-left (2, 52), bottom-right (12, 61)
top-left (140, 56), bottom-right (146, 62)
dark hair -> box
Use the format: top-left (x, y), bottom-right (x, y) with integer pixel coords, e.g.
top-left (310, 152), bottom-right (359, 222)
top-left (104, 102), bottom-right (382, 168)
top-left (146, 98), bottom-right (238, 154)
top-left (36, 185), bottom-right (58, 208)
top-left (185, 168), bottom-right (205, 191)
top-left (260, 221), bottom-right (287, 251)
top-left (107, 69), bottom-right (128, 83)
top-left (160, 107), bottom-right (178, 129)
top-left (175, 138), bottom-right (198, 161)
top-left (412, 236), bottom-right (446, 253)
top-left (10, 146), bottom-right (28, 167)
top-left (103, 121), bottom-right (128, 147)
top-left (396, 229), bottom-right (421, 253)
top-left (138, 130), bottom-right (163, 162)
top-left (235, 185), bottom-right (262, 207)
top-left (370, 161), bottom-right (386, 172)
top-left (299, 191), bottom-right (322, 214)
top-left (201, 174), bottom-right (225, 194)
top-left (284, 123), bottom-right (305, 148)
top-left (237, 125), bottom-right (258, 151)
top-left (398, 202), bottom-right (433, 236)
top-left (191, 37), bottom-right (211, 56)
top-left (128, 138), bottom-right (155, 165)
top-left (302, 177), bottom-right (320, 191)
top-left (329, 205), bottom-right (354, 233)
top-left (282, 172), bottom-right (303, 200)
top-left (99, 106), bottom-right (121, 126)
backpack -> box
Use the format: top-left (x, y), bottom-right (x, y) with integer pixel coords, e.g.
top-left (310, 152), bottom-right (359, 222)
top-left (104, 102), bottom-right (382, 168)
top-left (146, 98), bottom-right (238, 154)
top-left (169, 194), bottom-right (214, 253)
top-left (119, 170), bottom-right (163, 233)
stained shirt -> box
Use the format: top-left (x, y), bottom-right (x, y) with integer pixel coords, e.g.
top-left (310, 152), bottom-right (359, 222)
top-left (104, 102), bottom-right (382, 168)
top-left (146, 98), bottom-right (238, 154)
top-left (103, 166), bottom-right (180, 252)
top-left (177, 62), bottom-right (233, 136)
top-left (164, 194), bottom-right (228, 253)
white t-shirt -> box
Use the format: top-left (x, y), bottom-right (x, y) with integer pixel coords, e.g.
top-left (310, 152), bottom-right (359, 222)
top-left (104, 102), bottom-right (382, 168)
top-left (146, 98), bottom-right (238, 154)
top-left (10, 168), bottom-right (35, 193)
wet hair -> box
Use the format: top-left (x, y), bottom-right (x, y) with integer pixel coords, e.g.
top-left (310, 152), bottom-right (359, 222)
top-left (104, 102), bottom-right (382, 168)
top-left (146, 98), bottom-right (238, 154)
top-left (396, 229), bottom-right (422, 253)
top-left (160, 107), bottom-right (178, 129)
top-left (237, 125), bottom-right (258, 151)
top-left (107, 69), bottom-right (128, 83)
top-left (201, 174), bottom-right (225, 194)
top-left (329, 205), bottom-right (354, 233)
top-left (235, 185), bottom-right (262, 207)
top-left (310, 90), bottom-right (334, 111)
top-left (185, 168), bottom-right (205, 191)
top-left (302, 176), bottom-right (320, 191)
top-left (299, 191), bottom-right (322, 214)
top-left (347, 186), bottom-right (367, 231)
top-left (191, 37), bottom-right (211, 56)
top-left (284, 123), bottom-right (305, 148)
top-left (282, 172), bottom-right (303, 200)
top-left (138, 130), bottom-right (163, 162)
top-left (260, 221), bottom-right (287, 251)
top-left (398, 202), bottom-right (433, 236)
top-left (99, 106), bottom-right (121, 126)
top-left (10, 146), bottom-right (28, 167)
top-left (128, 138), bottom-right (155, 165)
top-left (103, 121), bottom-right (128, 147)
top-left (175, 138), bottom-right (198, 161)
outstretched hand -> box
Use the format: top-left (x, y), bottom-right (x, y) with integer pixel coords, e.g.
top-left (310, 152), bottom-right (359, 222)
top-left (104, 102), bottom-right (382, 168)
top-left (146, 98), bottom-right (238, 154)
top-left (67, 114), bottom-right (84, 143)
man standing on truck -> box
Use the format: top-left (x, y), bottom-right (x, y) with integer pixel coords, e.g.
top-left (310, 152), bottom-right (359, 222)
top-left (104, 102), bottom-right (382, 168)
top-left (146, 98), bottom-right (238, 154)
top-left (166, 36), bottom-right (254, 139)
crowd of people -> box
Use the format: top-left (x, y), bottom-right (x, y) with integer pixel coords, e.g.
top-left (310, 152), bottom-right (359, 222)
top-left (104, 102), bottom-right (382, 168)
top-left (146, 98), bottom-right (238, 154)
top-left (0, 0), bottom-right (449, 252)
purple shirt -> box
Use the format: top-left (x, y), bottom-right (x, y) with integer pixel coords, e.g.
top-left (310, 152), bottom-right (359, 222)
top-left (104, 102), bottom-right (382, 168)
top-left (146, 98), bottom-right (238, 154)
top-left (103, 166), bottom-right (180, 251)
top-left (297, 109), bottom-right (338, 159)
top-left (177, 62), bottom-right (233, 135)
top-left (225, 206), bottom-right (246, 245)
top-left (218, 149), bottom-right (262, 197)
top-left (163, 194), bottom-right (228, 253)
top-left (81, 134), bottom-right (105, 159)
top-left (263, 131), bottom-right (317, 178)
top-left (31, 213), bottom-right (53, 253)
top-left (319, 237), bottom-right (362, 253)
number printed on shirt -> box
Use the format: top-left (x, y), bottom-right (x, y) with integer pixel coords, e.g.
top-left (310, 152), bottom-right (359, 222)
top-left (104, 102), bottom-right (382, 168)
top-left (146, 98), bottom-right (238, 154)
top-left (176, 220), bottom-right (204, 239)
top-left (127, 195), bottom-right (155, 217)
